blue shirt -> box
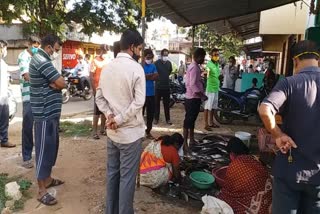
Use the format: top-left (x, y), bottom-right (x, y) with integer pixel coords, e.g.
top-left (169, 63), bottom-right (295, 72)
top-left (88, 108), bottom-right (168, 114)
top-left (143, 63), bottom-right (157, 96)
top-left (263, 66), bottom-right (320, 185)
top-left (29, 48), bottom-right (62, 121)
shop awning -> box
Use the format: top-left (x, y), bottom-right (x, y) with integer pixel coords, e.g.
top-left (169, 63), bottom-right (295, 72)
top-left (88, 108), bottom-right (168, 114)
top-left (148, 0), bottom-right (299, 27)
top-left (207, 13), bottom-right (260, 40)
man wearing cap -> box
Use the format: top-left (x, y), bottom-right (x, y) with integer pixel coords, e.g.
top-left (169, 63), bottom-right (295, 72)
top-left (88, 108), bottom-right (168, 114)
top-left (259, 40), bottom-right (320, 213)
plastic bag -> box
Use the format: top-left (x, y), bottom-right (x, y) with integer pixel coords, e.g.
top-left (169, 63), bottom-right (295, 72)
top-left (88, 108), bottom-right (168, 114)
top-left (201, 195), bottom-right (234, 214)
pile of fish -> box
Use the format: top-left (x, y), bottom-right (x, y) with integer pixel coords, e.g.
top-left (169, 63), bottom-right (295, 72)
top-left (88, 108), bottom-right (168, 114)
top-left (158, 135), bottom-right (232, 202)
top-left (181, 134), bottom-right (231, 174)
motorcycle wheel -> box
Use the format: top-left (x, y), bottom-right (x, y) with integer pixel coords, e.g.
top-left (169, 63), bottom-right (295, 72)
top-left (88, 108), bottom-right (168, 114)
top-left (82, 82), bottom-right (93, 101)
top-left (83, 90), bottom-right (93, 101)
top-left (62, 89), bottom-right (70, 104)
top-left (213, 109), bottom-right (233, 124)
top-left (213, 96), bottom-right (237, 124)
top-left (169, 98), bottom-right (175, 108)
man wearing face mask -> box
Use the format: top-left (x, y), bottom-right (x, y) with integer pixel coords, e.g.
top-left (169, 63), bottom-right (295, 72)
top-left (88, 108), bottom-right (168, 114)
top-left (0, 40), bottom-right (16, 148)
top-left (90, 44), bottom-right (108, 140)
top-left (259, 40), bottom-right (320, 214)
top-left (154, 49), bottom-right (173, 125)
top-left (143, 48), bottom-right (159, 139)
top-left (17, 35), bottom-right (41, 168)
top-left (95, 29), bottom-right (145, 214)
top-left (183, 48), bottom-right (207, 152)
top-left (222, 56), bottom-right (238, 90)
top-left (204, 48), bottom-right (221, 131)
top-left (29, 34), bottom-right (66, 206)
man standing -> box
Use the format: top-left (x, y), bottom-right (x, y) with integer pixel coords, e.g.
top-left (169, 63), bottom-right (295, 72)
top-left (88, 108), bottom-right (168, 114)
top-left (143, 48), bottom-right (158, 139)
top-left (178, 60), bottom-right (186, 81)
top-left (95, 29), bottom-right (145, 214)
top-left (183, 48), bottom-right (207, 153)
top-left (29, 35), bottom-right (66, 206)
top-left (0, 40), bottom-right (16, 148)
top-left (17, 36), bottom-right (41, 168)
top-left (222, 56), bottom-right (238, 90)
top-left (154, 49), bottom-right (172, 125)
top-left (204, 48), bottom-right (221, 131)
top-left (90, 44), bottom-right (108, 140)
top-left (259, 40), bottom-right (320, 214)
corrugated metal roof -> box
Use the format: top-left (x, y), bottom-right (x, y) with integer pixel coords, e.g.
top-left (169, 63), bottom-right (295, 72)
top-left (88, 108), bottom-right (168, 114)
top-left (207, 13), bottom-right (260, 40)
top-left (148, 0), bottom-right (299, 26)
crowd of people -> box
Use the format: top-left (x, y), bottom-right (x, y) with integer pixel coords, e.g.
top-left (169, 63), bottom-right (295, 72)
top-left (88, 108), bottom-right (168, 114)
top-left (0, 29), bottom-right (319, 214)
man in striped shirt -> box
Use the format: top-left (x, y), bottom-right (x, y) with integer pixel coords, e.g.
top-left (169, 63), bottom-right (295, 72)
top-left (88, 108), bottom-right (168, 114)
top-left (29, 35), bottom-right (66, 206)
top-left (17, 36), bottom-right (41, 169)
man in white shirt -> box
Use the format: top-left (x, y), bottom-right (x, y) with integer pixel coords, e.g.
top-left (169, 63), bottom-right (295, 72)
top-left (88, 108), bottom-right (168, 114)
top-left (222, 56), bottom-right (239, 90)
top-left (0, 40), bottom-right (16, 148)
top-left (75, 54), bottom-right (91, 94)
top-left (95, 29), bottom-right (145, 214)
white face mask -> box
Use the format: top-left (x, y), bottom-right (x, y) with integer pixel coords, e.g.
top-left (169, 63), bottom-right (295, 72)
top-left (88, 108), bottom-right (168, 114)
top-left (51, 52), bottom-right (59, 61)
top-left (102, 54), bottom-right (108, 60)
top-left (162, 56), bottom-right (168, 62)
top-left (145, 59), bottom-right (152, 64)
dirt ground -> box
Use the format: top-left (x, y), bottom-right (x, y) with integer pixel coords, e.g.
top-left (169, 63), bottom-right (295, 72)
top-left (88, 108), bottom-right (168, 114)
top-left (0, 103), bottom-right (260, 214)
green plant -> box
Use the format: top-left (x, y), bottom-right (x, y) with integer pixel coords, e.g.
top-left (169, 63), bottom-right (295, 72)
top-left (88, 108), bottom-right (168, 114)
top-left (18, 180), bottom-right (32, 191)
top-left (60, 120), bottom-right (92, 137)
top-left (0, 174), bottom-right (8, 212)
top-left (0, 174), bottom-right (32, 213)
top-left (187, 24), bottom-right (244, 59)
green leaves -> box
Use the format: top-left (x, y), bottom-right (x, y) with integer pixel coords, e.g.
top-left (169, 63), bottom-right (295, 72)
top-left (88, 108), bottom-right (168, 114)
top-left (17, 180), bottom-right (32, 191)
top-left (187, 24), bottom-right (243, 59)
top-left (0, 0), bottom-right (151, 37)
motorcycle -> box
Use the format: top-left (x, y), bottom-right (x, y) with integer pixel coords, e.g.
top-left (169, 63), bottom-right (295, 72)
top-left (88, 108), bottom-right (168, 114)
top-left (213, 87), bottom-right (268, 124)
top-left (61, 69), bottom-right (93, 104)
top-left (169, 79), bottom-right (205, 112)
top-left (169, 79), bottom-right (186, 108)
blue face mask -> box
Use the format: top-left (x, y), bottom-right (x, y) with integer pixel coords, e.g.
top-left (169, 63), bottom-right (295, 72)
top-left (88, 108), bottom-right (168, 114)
top-left (31, 47), bottom-right (38, 54)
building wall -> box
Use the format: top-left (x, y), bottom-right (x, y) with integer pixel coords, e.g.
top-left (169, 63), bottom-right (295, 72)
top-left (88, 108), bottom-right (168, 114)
top-left (260, 2), bottom-right (309, 35)
top-left (0, 24), bottom-right (25, 40)
top-left (263, 35), bottom-right (289, 52)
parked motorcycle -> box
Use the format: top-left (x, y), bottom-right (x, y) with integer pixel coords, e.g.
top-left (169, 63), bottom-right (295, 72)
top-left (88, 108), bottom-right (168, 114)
top-left (169, 80), bottom-right (186, 108)
top-left (169, 79), bottom-right (205, 112)
top-left (61, 69), bottom-right (93, 104)
top-left (214, 87), bottom-right (268, 124)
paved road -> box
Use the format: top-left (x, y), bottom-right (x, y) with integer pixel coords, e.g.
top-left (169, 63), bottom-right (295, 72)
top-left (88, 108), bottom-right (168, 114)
top-left (10, 84), bottom-right (94, 119)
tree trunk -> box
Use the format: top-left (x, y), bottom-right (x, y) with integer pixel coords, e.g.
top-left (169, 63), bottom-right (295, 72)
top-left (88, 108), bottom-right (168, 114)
top-left (39, 0), bottom-right (47, 37)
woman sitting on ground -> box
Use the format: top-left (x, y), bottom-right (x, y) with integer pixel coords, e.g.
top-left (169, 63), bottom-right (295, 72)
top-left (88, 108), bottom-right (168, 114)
top-left (140, 133), bottom-right (183, 189)
top-left (217, 137), bottom-right (272, 214)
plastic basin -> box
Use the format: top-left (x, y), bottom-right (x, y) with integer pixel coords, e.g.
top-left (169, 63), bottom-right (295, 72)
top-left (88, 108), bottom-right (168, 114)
top-left (212, 166), bottom-right (228, 187)
top-left (189, 171), bottom-right (215, 190)
top-left (235, 131), bottom-right (251, 147)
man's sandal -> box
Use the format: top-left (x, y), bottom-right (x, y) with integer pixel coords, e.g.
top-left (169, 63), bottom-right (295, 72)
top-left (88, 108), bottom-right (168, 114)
top-left (93, 134), bottom-right (100, 140)
top-left (38, 193), bottom-right (57, 206)
top-left (46, 179), bottom-right (65, 189)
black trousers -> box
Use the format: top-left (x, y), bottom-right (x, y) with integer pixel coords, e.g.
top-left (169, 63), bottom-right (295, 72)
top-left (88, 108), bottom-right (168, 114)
top-left (183, 98), bottom-right (201, 129)
top-left (80, 76), bottom-right (90, 91)
top-left (144, 96), bottom-right (155, 134)
top-left (155, 89), bottom-right (170, 122)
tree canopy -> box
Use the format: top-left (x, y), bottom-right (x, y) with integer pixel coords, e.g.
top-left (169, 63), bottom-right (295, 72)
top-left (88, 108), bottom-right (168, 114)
top-left (188, 24), bottom-right (244, 59)
top-left (0, 0), bottom-right (155, 37)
